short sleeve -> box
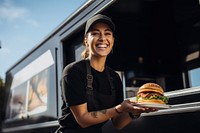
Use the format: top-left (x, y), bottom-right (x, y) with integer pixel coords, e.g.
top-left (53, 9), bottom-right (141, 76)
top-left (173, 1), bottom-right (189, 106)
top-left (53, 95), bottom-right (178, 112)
top-left (62, 64), bottom-right (87, 106)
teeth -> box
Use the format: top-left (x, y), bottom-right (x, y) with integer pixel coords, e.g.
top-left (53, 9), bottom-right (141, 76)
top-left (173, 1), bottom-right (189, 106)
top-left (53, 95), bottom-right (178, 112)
top-left (97, 44), bottom-right (107, 48)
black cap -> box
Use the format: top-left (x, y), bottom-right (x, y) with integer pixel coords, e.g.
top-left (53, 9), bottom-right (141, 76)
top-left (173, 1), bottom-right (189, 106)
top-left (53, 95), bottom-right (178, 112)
top-left (85, 14), bottom-right (115, 35)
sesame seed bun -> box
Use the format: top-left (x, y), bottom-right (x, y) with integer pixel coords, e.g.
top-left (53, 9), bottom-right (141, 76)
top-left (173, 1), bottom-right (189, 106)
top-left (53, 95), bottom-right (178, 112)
top-left (137, 83), bottom-right (164, 96)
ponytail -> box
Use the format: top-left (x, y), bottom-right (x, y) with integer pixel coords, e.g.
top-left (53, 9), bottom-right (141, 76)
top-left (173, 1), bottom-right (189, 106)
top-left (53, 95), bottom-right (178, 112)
top-left (81, 36), bottom-right (90, 59)
top-left (81, 47), bottom-right (89, 59)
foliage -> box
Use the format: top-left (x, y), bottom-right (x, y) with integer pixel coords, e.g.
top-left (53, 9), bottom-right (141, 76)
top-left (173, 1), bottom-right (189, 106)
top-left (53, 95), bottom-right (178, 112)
top-left (0, 77), bottom-right (5, 122)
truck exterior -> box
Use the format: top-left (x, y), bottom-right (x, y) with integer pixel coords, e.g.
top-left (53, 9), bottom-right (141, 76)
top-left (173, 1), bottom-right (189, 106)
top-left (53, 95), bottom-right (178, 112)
top-left (2, 0), bottom-right (200, 132)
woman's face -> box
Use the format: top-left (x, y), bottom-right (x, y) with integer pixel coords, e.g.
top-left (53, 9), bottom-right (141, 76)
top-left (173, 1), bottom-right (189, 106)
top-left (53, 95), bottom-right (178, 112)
top-left (85, 22), bottom-right (114, 58)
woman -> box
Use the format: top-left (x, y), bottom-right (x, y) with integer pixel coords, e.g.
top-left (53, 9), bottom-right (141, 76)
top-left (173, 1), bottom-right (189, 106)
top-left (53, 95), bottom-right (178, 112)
top-left (56, 14), bottom-right (155, 133)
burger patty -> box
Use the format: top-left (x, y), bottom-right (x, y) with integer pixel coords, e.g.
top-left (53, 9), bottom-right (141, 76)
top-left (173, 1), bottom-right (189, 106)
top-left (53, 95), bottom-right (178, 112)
top-left (138, 92), bottom-right (163, 98)
top-left (137, 92), bottom-right (169, 104)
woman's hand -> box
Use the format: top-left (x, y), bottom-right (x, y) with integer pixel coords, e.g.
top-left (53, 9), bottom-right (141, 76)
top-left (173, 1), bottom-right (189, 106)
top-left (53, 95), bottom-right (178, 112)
top-left (115, 99), bottom-right (157, 116)
top-left (112, 99), bottom-right (157, 129)
top-left (129, 100), bottom-right (157, 116)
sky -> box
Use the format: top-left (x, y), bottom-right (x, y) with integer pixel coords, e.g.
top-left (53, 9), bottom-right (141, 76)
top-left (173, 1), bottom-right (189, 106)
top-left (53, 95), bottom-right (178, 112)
top-left (0, 0), bottom-right (87, 81)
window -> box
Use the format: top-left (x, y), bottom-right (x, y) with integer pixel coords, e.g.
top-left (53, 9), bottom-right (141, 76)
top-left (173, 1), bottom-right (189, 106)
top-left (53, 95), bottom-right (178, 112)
top-left (7, 50), bottom-right (54, 120)
top-left (189, 67), bottom-right (200, 87)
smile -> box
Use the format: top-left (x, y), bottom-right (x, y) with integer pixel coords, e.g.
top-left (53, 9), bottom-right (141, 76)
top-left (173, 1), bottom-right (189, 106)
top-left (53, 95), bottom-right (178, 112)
top-left (96, 44), bottom-right (108, 48)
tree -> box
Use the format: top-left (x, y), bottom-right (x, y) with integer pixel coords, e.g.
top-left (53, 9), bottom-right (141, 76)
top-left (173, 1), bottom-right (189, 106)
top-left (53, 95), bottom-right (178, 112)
top-left (0, 77), bottom-right (5, 132)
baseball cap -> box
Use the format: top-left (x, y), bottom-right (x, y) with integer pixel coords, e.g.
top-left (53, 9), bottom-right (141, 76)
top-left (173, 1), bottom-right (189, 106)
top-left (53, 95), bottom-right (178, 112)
top-left (85, 14), bottom-right (115, 35)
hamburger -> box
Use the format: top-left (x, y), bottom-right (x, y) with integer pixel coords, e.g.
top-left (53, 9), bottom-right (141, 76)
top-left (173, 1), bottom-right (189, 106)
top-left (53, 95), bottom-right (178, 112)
top-left (136, 83), bottom-right (169, 104)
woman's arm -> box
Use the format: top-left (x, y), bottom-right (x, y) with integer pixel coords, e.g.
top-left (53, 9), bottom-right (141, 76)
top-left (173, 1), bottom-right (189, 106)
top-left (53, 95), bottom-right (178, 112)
top-left (70, 99), bottom-right (152, 129)
top-left (70, 103), bottom-right (121, 128)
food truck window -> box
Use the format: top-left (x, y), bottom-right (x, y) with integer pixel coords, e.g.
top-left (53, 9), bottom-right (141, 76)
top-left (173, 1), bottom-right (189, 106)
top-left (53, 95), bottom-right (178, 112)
top-left (8, 70), bottom-right (50, 120)
top-left (6, 50), bottom-right (54, 120)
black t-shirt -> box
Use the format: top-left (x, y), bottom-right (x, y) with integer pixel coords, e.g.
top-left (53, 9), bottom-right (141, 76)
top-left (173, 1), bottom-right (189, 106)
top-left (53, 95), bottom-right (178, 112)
top-left (58, 60), bottom-right (123, 132)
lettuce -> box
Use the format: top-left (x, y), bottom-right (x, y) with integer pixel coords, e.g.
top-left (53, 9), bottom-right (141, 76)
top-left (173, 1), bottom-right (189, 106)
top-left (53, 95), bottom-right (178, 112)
top-left (136, 95), bottom-right (169, 104)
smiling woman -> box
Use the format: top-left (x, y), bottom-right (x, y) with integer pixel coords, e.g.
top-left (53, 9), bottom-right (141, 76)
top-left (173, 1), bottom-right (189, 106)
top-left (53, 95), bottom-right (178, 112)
top-left (56, 14), bottom-right (155, 133)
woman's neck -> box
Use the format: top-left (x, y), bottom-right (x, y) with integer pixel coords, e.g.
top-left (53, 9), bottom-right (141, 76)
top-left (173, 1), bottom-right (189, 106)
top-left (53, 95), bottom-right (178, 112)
top-left (89, 56), bottom-right (106, 72)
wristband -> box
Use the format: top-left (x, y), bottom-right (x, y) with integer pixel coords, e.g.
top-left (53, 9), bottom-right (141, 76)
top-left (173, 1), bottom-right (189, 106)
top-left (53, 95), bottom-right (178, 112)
top-left (129, 112), bottom-right (140, 119)
top-left (115, 106), bottom-right (122, 113)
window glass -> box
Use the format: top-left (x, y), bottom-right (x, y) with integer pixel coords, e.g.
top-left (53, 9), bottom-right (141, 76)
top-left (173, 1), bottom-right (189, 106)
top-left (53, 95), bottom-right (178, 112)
top-left (75, 44), bottom-right (85, 61)
top-left (8, 69), bottom-right (50, 119)
top-left (10, 82), bottom-right (27, 119)
top-left (28, 69), bottom-right (49, 115)
top-left (7, 50), bottom-right (54, 120)
top-left (189, 68), bottom-right (200, 87)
